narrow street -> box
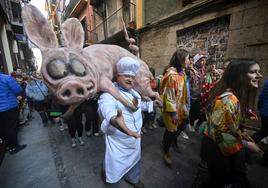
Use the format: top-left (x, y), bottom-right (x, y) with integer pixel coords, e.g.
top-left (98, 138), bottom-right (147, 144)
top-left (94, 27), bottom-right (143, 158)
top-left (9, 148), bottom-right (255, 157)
top-left (0, 1), bottom-right (268, 188)
top-left (0, 111), bottom-right (268, 188)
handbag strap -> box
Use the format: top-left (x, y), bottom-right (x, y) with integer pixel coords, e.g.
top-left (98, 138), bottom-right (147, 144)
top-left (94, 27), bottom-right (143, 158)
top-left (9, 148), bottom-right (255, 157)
top-left (34, 79), bottom-right (47, 98)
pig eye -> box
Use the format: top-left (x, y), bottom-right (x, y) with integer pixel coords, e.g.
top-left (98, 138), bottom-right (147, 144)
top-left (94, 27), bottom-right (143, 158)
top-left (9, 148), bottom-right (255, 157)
top-left (70, 59), bottom-right (86, 76)
top-left (47, 59), bottom-right (68, 79)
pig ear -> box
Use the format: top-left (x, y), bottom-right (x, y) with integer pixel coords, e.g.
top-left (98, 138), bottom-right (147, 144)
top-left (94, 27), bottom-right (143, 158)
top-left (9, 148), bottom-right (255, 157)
top-left (61, 18), bottom-right (84, 50)
top-left (22, 5), bottom-right (58, 49)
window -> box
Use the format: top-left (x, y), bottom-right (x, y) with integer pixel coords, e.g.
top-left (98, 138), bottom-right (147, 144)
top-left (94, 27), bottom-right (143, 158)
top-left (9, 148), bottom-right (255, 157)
top-left (11, 2), bottom-right (22, 22)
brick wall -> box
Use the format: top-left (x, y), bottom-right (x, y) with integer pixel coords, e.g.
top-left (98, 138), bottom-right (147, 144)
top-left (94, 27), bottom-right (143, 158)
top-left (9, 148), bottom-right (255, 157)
top-left (177, 16), bottom-right (230, 68)
top-left (140, 0), bottom-right (268, 79)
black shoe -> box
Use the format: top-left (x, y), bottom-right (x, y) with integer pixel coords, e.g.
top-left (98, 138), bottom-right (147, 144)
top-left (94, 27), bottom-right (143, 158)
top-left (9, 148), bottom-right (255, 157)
top-left (157, 118), bottom-right (164, 127)
top-left (9, 144), bottom-right (27, 155)
top-left (160, 143), bottom-right (165, 154)
top-left (100, 169), bottom-right (107, 183)
top-left (125, 179), bottom-right (144, 188)
top-left (19, 122), bottom-right (26, 126)
top-left (43, 122), bottom-right (49, 127)
top-left (133, 181), bottom-right (144, 188)
top-left (172, 146), bottom-right (182, 153)
top-left (261, 159), bottom-right (268, 168)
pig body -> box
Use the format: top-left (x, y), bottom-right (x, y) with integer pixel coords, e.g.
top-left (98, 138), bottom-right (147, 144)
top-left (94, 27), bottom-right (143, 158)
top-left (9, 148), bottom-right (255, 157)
top-left (22, 5), bottom-right (158, 113)
top-left (82, 44), bottom-right (154, 97)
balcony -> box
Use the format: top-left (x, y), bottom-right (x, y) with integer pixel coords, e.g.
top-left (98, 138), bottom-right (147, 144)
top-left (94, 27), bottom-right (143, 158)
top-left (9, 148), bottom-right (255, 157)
top-left (10, 1), bottom-right (24, 36)
top-left (10, 1), bottom-right (23, 26)
top-left (0, 1), bottom-right (9, 22)
top-left (63, 0), bottom-right (88, 20)
top-left (90, 2), bottom-right (136, 44)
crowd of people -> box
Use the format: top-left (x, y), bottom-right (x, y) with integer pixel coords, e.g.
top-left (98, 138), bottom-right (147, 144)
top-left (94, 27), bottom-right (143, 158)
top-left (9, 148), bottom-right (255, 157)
top-left (0, 66), bottom-right (100, 153)
top-left (0, 47), bottom-right (267, 188)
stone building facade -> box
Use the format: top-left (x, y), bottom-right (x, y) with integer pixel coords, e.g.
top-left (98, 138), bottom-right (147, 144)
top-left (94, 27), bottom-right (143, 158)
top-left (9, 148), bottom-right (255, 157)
top-left (0, 0), bottom-right (33, 74)
top-left (62, 0), bottom-right (94, 46)
top-left (64, 0), bottom-right (137, 48)
top-left (89, 0), bottom-right (137, 47)
top-left (139, 0), bottom-right (268, 79)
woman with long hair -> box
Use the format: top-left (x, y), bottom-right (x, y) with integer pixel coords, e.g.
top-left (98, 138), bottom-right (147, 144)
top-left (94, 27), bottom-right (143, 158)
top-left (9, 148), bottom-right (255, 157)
top-left (159, 49), bottom-right (190, 166)
top-left (200, 58), bottom-right (263, 187)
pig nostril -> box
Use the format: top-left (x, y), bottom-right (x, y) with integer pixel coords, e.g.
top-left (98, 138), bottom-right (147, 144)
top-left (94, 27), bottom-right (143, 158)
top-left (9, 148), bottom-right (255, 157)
top-left (62, 90), bottom-right (71, 97)
top-left (87, 85), bottom-right (94, 91)
top-left (77, 88), bottom-right (84, 95)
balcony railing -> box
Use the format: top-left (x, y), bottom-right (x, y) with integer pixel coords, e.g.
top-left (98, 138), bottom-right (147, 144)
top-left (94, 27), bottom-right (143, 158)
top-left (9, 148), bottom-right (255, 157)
top-left (0, 1), bottom-right (9, 21)
top-left (89, 2), bottom-right (136, 44)
top-left (63, 0), bottom-right (87, 20)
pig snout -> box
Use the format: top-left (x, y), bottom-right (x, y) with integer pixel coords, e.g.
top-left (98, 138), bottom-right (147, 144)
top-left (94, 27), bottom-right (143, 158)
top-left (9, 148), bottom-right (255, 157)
top-left (57, 81), bottom-right (95, 104)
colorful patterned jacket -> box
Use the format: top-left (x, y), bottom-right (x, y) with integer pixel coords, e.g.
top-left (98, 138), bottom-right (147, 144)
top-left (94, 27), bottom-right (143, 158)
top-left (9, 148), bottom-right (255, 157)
top-left (204, 91), bottom-right (246, 156)
top-left (159, 67), bottom-right (188, 131)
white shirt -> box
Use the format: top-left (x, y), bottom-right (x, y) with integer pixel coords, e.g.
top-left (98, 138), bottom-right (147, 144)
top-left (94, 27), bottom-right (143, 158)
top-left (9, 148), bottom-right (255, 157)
top-left (98, 83), bottom-right (153, 183)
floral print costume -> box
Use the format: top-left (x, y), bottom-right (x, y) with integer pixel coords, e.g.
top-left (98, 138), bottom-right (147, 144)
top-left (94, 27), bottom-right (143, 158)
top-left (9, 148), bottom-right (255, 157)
top-left (204, 91), bottom-right (246, 156)
top-left (159, 68), bottom-right (188, 132)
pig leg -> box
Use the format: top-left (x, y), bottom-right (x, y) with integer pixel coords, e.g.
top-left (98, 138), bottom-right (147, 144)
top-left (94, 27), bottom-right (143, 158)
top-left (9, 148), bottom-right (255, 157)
top-left (99, 74), bottom-right (138, 111)
top-left (140, 92), bottom-right (162, 107)
top-left (134, 78), bottom-right (162, 106)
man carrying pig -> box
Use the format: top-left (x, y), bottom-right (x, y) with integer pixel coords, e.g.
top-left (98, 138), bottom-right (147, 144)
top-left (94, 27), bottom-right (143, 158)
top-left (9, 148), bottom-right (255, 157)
top-left (98, 57), bottom-right (158, 188)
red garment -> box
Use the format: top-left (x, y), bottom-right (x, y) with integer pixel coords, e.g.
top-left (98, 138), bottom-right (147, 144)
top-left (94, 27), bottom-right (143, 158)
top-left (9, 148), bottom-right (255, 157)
top-left (200, 73), bottom-right (218, 113)
top-left (150, 78), bottom-right (161, 92)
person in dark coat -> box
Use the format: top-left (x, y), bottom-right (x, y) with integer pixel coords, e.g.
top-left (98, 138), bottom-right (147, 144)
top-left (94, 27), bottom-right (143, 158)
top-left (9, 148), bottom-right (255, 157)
top-left (252, 80), bottom-right (268, 166)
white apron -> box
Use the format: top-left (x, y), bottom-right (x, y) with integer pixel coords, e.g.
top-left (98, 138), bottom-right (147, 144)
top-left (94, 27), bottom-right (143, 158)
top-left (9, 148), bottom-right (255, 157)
top-left (98, 85), bottom-right (153, 183)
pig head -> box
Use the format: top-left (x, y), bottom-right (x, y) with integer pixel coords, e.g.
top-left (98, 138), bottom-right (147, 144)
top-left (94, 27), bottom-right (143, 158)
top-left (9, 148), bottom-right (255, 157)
top-left (22, 5), bottom-right (99, 106)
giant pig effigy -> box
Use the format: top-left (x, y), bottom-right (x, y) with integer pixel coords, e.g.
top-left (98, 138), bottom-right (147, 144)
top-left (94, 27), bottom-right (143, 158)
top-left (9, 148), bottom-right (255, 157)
top-left (22, 5), bottom-right (160, 116)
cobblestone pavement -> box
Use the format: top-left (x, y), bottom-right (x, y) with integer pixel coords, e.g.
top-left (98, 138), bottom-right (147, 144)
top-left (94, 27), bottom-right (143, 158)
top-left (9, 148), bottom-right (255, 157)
top-left (0, 111), bottom-right (268, 188)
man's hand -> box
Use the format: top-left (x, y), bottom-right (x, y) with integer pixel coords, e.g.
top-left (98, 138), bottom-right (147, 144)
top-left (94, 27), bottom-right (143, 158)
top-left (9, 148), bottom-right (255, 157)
top-left (128, 130), bottom-right (140, 139)
top-left (171, 114), bottom-right (179, 125)
top-left (243, 140), bottom-right (262, 153)
top-left (53, 117), bottom-right (60, 123)
top-left (154, 99), bottom-right (162, 107)
top-left (111, 109), bottom-right (140, 139)
top-left (154, 92), bottom-right (163, 107)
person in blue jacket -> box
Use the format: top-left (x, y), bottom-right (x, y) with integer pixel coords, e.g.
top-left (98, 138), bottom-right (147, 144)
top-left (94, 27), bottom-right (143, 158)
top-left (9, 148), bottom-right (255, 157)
top-left (25, 71), bottom-right (50, 126)
top-left (0, 72), bottom-right (27, 154)
top-left (252, 80), bottom-right (268, 166)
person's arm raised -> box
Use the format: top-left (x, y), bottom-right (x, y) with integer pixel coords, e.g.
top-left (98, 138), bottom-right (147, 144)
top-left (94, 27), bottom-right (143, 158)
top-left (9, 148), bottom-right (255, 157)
top-left (110, 109), bottom-right (140, 139)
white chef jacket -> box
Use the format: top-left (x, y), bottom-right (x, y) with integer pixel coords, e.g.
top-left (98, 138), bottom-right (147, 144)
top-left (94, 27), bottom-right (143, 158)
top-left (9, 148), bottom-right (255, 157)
top-left (98, 83), bottom-right (153, 183)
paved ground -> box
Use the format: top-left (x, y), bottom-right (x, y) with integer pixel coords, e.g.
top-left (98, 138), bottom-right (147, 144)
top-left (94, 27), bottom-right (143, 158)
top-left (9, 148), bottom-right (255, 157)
top-left (0, 111), bottom-right (60, 188)
top-left (0, 111), bottom-right (268, 188)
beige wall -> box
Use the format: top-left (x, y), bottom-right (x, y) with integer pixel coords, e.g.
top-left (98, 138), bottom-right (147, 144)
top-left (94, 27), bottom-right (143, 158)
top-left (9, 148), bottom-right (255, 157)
top-left (139, 0), bottom-right (268, 79)
top-left (144, 0), bottom-right (182, 24)
top-left (227, 0), bottom-right (268, 80)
